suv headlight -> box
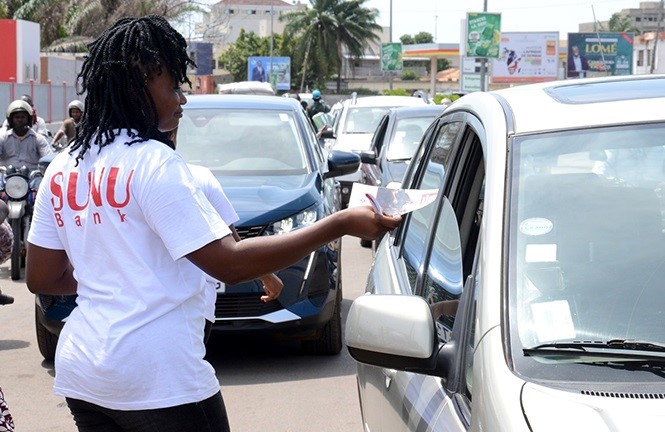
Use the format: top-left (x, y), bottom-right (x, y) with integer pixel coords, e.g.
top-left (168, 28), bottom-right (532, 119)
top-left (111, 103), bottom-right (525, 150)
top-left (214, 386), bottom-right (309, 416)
top-left (265, 206), bottom-right (319, 235)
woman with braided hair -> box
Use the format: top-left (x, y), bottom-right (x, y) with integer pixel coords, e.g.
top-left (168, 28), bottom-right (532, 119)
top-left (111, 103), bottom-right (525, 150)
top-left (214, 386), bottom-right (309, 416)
top-left (25, 15), bottom-right (400, 432)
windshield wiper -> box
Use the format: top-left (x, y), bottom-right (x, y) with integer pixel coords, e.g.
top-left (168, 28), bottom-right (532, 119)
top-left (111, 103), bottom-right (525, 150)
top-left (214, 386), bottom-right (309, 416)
top-left (524, 339), bottom-right (665, 361)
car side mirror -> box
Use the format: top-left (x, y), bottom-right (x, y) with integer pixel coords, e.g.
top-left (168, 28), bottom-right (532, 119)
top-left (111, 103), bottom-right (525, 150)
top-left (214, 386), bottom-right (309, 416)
top-left (324, 150), bottom-right (360, 179)
top-left (359, 150), bottom-right (377, 165)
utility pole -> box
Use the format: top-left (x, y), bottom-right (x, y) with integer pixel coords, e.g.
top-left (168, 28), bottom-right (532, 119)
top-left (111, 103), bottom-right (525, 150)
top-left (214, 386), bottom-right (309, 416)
top-left (388, 0), bottom-right (393, 90)
top-left (269, 0), bottom-right (275, 87)
top-left (651, 0), bottom-right (664, 74)
top-left (479, 0), bottom-right (488, 91)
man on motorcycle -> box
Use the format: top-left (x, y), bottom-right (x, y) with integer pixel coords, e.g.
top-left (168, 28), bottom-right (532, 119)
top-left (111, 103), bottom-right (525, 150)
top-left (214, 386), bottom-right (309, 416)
top-left (0, 100), bottom-right (52, 171)
top-left (51, 99), bottom-right (84, 148)
top-left (1, 95), bottom-right (49, 139)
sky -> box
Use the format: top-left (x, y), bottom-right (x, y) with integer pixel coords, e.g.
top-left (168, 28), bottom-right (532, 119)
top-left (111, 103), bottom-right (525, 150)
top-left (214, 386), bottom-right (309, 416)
top-left (365, 0), bottom-right (646, 43)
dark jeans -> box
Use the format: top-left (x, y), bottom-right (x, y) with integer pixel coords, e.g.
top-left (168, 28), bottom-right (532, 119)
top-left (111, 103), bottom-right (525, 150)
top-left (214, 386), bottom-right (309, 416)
top-left (66, 391), bottom-right (230, 432)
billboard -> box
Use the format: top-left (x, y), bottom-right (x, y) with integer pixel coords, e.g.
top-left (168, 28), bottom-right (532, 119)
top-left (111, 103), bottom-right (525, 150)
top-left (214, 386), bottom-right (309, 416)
top-left (567, 33), bottom-right (634, 78)
top-left (466, 12), bottom-right (501, 58)
top-left (381, 43), bottom-right (403, 72)
top-left (491, 32), bottom-right (559, 83)
top-left (247, 56), bottom-right (291, 91)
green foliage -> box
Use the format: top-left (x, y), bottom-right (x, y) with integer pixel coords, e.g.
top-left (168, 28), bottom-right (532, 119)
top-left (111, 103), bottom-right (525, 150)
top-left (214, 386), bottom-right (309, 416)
top-left (281, 0), bottom-right (382, 92)
top-left (343, 87), bottom-right (378, 96)
top-left (401, 70), bottom-right (418, 81)
top-left (413, 32), bottom-right (433, 44)
top-left (608, 12), bottom-right (640, 34)
top-left (400, 34), bottom-right (414, 45)
top-left (219, 29), bottom-right (282, 82)
top-left (382, 88), bottom-right (410, 96)
top-left (433, 93), bottom-right (463, 104)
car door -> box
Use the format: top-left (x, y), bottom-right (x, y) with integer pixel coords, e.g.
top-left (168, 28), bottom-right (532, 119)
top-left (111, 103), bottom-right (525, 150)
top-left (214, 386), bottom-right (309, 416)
top-left (362, 112), bottom-right (486, 431)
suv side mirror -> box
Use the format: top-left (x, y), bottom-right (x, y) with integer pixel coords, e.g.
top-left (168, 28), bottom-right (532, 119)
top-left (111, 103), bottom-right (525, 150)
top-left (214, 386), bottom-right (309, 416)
top-left (359, 150), bottom-right (377, 165)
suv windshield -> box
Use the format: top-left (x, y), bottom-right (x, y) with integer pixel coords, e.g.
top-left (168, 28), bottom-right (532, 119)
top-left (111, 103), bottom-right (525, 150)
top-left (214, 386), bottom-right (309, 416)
top-left (508, 123), bottom-right (665, 380)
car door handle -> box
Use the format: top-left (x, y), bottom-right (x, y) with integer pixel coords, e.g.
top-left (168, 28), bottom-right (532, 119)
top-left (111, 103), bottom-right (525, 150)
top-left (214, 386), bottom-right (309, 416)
top-left (382, 368), bottom-right (396, 389)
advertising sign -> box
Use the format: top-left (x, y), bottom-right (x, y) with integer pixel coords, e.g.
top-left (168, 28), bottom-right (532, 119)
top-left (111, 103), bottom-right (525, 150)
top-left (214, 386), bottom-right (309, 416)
top-left (381, 43), bottom-right (403, 72)
top-left (491, 32), bottom-right (559, 83)
top-left (567, 33), bottom-right (634, 78)
top-left (247, 56), bottom-right (291, 91)
top-left (466, 12), bottom-right (501, 58)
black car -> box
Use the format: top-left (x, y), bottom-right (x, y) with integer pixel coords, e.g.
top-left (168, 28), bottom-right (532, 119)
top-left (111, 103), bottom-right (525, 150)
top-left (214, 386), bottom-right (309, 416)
top-left (34, 95), bottom-right (360, 359)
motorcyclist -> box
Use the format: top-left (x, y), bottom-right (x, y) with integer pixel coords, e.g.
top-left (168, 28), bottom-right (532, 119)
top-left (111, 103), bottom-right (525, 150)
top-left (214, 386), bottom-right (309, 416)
top-left (306, 89), bottom-right (331, 120)
top-left (51, 99), bottom-right (84, 148)
top-left (1, 95), bottom-right (49, 139)
top-left (0, 100), bottom-right (52, 172)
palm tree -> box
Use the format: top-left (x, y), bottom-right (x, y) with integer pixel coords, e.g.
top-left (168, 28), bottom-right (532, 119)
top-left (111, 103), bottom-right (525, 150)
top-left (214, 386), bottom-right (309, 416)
top-left (282, 0), bottom-right (381, 92)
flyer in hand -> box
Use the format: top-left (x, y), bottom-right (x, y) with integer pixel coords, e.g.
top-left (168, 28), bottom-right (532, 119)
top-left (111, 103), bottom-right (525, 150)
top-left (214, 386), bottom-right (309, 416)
top-left (349, 183), bottom-right (439, 216)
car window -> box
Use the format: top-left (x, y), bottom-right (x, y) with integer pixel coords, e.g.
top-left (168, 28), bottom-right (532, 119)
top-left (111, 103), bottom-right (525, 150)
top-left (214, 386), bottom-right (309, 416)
top-left (177, 108), bottom-right (309, 174)
top-left (402, 121), bottom-right (463, 290)
top-left (422, 128), bottom-right (485, 341)
top-left (386, 117), bottom-right (435, 161)
top-left (343, 107), bottom-right (391, 134)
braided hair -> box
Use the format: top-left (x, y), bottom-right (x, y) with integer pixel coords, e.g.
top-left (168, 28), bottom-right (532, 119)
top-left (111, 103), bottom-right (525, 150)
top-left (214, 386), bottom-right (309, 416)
top-left (72, 15), bottom-right (196, 163)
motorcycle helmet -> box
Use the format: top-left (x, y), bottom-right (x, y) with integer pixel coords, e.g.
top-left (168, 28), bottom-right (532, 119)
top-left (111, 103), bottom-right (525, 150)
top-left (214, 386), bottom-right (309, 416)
top-left (68, 99), bottom-right (84, 117)
top-left (5, 99), bottom-right (34, 129)
top-left (312, 89), bottom-right (321, 100)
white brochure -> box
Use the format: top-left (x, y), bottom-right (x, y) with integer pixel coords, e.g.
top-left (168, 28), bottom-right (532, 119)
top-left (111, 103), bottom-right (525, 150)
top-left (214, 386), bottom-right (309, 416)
top-left (348, 183), bottom-right (439, 216)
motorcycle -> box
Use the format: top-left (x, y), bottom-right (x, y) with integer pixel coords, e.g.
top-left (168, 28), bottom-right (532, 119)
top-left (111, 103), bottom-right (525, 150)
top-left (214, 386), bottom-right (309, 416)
top-left (0, 165), bottom-right (42, 280)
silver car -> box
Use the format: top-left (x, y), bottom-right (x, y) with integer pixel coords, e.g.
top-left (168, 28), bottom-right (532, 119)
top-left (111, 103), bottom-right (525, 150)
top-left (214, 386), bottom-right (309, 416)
top-left (346, 74), bottom-right (665, 431)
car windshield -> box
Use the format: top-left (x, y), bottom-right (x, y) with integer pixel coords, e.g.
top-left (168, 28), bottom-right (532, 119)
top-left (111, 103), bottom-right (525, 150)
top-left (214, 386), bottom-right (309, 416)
top-left (343, 107), bottom-right (391, 134)
top-left (175, 108), bottom-right (308, 174)
top-left (509, 123), bottom-right (665, 365)
top-left (385, 117), bottom-right (433, 161)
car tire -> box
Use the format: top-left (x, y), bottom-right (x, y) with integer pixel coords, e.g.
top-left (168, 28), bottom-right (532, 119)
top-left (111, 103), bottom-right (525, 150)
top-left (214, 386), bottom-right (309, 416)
top-left (35, 305), bottom-right (58, 361)
top-left (302, 279), bottom-right (343, 355)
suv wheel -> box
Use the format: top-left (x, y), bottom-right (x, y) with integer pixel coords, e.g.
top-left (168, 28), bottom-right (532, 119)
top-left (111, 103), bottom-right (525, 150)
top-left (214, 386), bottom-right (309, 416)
top-left (35, 305), bottom-right (58, 361)
top-left (302, 280), bottom-right (343, 355)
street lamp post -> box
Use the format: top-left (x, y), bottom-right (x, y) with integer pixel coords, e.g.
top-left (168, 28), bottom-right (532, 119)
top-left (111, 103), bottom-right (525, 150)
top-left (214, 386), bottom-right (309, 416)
top-left (269, 0), bottom-right (274, 86)
top-left (389, 0), bottom-right (393, 90)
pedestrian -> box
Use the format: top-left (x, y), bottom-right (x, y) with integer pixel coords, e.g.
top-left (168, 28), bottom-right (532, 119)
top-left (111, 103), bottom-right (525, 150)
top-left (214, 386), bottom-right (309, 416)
top-left (0, 100), bottom-right (52, 171)
top-left (51, 100), bottom-right (84, 148)
top-left (25, 14), bottom-right (400, 432)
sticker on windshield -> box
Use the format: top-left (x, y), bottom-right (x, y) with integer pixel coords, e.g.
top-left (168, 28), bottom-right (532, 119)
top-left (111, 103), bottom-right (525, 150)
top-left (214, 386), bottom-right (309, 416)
top-left (530, 300), bottom-right (576, 343)
top-left (520, 218), bottom-right (553, 236)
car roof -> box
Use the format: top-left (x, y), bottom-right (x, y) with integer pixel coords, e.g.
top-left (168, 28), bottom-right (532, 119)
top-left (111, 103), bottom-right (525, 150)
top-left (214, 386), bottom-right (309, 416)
top-left (386, 105), bottom-right (446, 119)
top-left (449, 74), bottom-right (665, 135)
top-left (344, 95), bottom-right (428, 107)
top-left (184, 94), bottom-right (301, 111)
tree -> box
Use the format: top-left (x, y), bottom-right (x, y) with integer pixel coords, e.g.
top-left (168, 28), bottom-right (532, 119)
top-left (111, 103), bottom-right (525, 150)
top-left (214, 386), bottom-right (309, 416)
top-left (399, 34), bottom-right (414, 45)
top-left (608, 12), bottom-right (640, 34)
top-left (282, 0), bottom-right (382, 92)
top-left (6, 0), bottom-right (202, 51)
top-left (413, 31), bottom-right (433, 44)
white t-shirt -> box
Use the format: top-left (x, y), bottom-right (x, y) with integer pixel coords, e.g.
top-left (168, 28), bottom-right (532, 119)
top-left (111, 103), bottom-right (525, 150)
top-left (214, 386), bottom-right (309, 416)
top-left (28, 130), bottom-right (231, 410)
top-left (187, 163), bottom-right (239, 321)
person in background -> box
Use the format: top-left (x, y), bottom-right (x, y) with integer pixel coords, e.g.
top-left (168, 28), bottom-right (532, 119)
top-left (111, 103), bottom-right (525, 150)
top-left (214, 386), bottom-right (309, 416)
top-left (2, 95), bottom-right (49, 139)
top-left (0, 386), bottom-right (14, 432)
top-left (306, 89), bottom-right (330, 120)
top-left (51, 100), bottom-right (84, 148)
top-left (26, 15), bottom-right (399, 432)
top-left (0, 100), bottom-right (52, 171)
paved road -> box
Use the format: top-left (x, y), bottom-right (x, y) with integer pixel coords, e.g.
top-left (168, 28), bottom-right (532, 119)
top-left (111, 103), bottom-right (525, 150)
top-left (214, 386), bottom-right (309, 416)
top-left (0, 236), bottom-right (374, 432)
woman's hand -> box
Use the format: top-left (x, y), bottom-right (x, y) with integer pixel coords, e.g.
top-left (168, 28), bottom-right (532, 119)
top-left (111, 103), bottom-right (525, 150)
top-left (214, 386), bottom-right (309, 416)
top-left (260, 273), bottom-right (284, 302)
